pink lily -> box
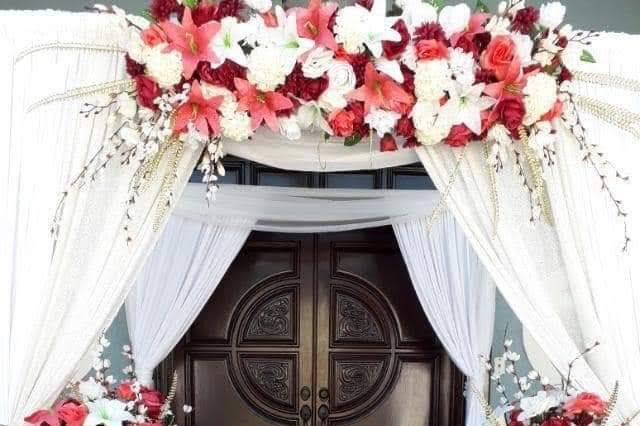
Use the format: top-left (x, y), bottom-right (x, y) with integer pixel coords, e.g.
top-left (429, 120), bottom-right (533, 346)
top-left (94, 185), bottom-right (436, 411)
top-left (174, 81), bottom-right (224, 136)
top-left (234, 78), bottom-right (294, 131)
top-left (290, 0), bottom-right (338, 51)
top-left (160, 8), bottom-right (220, 79)
top-left (484, 60), bottom-right (537, 100)
top-left (347, 62), bottom-right (414, 114)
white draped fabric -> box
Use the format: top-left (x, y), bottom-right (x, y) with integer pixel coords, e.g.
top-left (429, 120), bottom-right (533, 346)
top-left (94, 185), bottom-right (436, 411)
top-left (0, 11), bottom-right (200, 425)
top-left (419, 32), bottom-right (640, 420)
top-left (393, 214), bottom-right (495, 426)
top-left (127, 184), bottom-right (495, 426)
top-left (126, 215), bottom-right (253, 386)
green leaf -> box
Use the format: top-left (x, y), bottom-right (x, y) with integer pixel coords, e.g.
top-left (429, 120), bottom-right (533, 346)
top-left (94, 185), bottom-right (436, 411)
top-left (580, 49), bottom-right (596, 63)
top-left (428, 0), bottom-right (444, 10)
top-left (183, 0), bottom-right (199, 8)
top-left (140, 9), bottom-right (155, 22)
top-left (343, 135), bottom-right (362, 147)
top-left (475, 0), bottom-right (489, 12)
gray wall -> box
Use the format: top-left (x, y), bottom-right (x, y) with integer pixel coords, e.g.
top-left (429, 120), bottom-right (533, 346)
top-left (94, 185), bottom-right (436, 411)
top-left (2, 0), bottom-right (639, 32)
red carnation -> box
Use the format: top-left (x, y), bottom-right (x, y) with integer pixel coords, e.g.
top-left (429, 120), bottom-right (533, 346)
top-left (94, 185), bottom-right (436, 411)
top-left (135, 75), bottom-right (161, 110)
top-left (383, 20), bottom-right (410, 59)
top-left (281, 63), bottom-right (329, 102)
top-left (198, 60), bottom-right (246, 91)
top-left (125, 54), bottom-right (145, 77)
top-left (444, 124), bottom-right (473, 147)
top-left (413, 22), bottom-right (447, 43)
top-left (494, 97), bottom-right (525, 132)
top-left (511, 6), bottom-right (539, 34)
top-left (192, 3), bottom-right (217, 25)
top-left (149, 0), bottom-right (183, 21)
top-left (395, 115), bottom-right (415, 138)
top-left (214, 0), bottom-right (244, 20)
top-left (403, 136), bottom-right (420, 148)
top-left (541, 417), bottom-right (571, 426)
top-left (346, 53), bottom-right (370, 87)
top-left (380, 134), bottom-right (398, 152)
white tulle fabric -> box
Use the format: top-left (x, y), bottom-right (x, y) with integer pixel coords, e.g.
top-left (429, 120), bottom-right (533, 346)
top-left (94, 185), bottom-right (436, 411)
top-left (418, 32), bottom-right (640, 420)
top-left (393, 214), bottom-right (495, 426)
top-left (126, 215), bottom-right (253, 386)
top-left (0, 11), bottom-right (200, 425)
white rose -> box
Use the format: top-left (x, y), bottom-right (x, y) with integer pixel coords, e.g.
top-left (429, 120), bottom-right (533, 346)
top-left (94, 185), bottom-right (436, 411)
top-left (326, 60), bottom-right (357, 94)
top-left (145, 45), bottom-right (183, 88)
top-left (79, 377), bottom-right (107, 401)
top-left (318, 89), bottom-right (347, 112)
top-left (247, 46), bottom-right (289, 92)
top-left (302, 47), bottom-right (334, 79)
top-left (244, 0), bottom-right (272, 13)
top-left (279, 116), bottom-right (302, 140)
top-left (539, 2), bottom-right (566, 30)
top-left (438, 4), bottom-right (471, 38)
top-left (364, 109), bottom-right (401, 137)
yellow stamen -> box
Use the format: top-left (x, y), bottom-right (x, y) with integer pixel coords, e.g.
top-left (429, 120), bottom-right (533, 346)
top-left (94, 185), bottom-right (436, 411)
top-left (256, 92), bottom-right (266, 103)
top-left (191, 103), bottom-right (200, 119)
top-left (305, 21), bottom-right (319, 36)
top-left (505, 83), bottom-right (521, 94)
top-left (186, 33), bottom-right (198, 55)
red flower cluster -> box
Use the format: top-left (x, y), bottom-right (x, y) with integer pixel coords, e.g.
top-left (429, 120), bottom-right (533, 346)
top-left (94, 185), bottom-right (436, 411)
top-left (150, 0), bottom-right (183, 20)
top-left (198, 60), bottom-right (246, 91)
top-left (382, 19), bottom-right (410, 59)
top-left (511, 6), bottom-right (540, 34)
top-left (281, 63), bottom-right (329, 102)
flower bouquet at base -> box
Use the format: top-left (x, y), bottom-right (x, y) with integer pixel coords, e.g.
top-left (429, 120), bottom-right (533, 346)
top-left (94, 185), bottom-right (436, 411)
top-left (474, 337), bottom-right (639, 426)
top-left (24, 337), bottom-right (192, 426)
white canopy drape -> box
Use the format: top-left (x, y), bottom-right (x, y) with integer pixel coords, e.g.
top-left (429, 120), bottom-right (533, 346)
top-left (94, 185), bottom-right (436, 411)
top-left (126, 183), bottom-right (495, 425)
top-left (0, 12), bottom-right (201, 425)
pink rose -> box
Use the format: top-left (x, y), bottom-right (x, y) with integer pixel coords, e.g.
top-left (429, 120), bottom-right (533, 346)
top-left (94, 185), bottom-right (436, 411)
top-left (329, 109), bottom-right (356, 137)
top-left (415, 39), bottom-right (449, 61)
top-left (481, 35), bottom-right (518, 80)
top-left (55, 400), bottom-right (88, 426)
top-left (141, 24), bottom-right (167, 47)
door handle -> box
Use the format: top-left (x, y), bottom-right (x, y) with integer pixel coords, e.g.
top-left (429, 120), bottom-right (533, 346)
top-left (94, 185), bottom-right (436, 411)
top-left (318, 404), bottom-right (329, 425)
top-left (300, 404), bottom-right (312, 425)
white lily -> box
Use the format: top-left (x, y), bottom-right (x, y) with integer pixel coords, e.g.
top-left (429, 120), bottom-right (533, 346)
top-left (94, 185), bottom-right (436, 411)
top-left (274, 6), bottom-right (315, 72)
top-left (297, 101), bottom-right (334, 135)
top-left (440, 82), bottom-right (495, 135)
top-left (210, 17), bottom-right (250, 68)
top-left (84, 399), bottom-right (135, 426)
top-left (375, 57), bottom-right (404, 83)
top-left (363, 0), bottom-right (401, 58)
top-left (397, 0), bottom-right (438, 31)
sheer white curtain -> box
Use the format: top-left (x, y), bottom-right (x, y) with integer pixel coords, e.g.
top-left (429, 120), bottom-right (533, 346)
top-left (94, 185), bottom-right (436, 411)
top-left (126, 215), bottom-right (253, 386)
top-left (0, 11), bottom-right (200, 425)
top-left (393, 212), bottom-right (495, 426)
top-left (418, 32), bottom-right (640, 420)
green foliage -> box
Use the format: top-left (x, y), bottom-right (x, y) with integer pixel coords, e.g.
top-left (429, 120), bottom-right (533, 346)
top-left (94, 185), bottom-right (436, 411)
top-left (475, 0), bottom-right (489, 12)
top-left (183, 0), bottom-right (199, 9)
top-left (343, 135), bottom-right (362, 146)
top-left (141, 9), bottom-right (155, 22)
top-left (580, 49), bottom-right (596, 63)
top-left (428, 0), bottom-right (445, 11)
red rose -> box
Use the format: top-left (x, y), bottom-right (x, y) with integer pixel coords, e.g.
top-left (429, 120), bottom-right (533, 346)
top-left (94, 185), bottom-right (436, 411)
top-left (444, 124), bottom-right (473, 147)
top-left (329, 109), bottom-right (356, 137)
top-left (135, 75), bottom-right (161, 110)
top-left (508, 409), bottom-right (524, 426)
top-left (55, 400), bottom-right (88, 426)
top-left (140, 387), bottom-right (165, 419)
top-left (117, 383), bottom-right (136, 401)
top-left (564, 392), bottom-right (608, 418)
top-left (415, 39), bottom-right (449, 61)
top-left (383, 19), bottom-right (410, 59)
top-left (395, 115), bottom-right (414, 138)
top-left (511, 6), bottom-right (540, 34)
top-left (541, 417), bottom-right (571, 426)
top-left (281, 63), bottom-right (329, 102)
top-left (481, 35), bottom-right (518, 80)
top-left (125, 54), bottom-right (145, 77)
top-left (379, 134), bottom-right (398, 152)
top-left (198, 60), bottom-right (246, 91)
top-left (494, 97), bottom-right (525, 132)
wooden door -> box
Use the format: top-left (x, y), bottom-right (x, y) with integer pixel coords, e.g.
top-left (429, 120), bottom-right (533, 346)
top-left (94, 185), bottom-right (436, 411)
top-left (168, 228), bottom-right (465, 426)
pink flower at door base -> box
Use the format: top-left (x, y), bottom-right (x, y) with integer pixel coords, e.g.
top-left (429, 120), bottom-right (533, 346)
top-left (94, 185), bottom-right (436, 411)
top-left (160, 8), bottom-right (220, 79)
top-left (234, 78), bottom-right (294, 131)
top-left (174, 81), bottom-right (224, 136)
top-left (347, 63), bottom-right (413, 114)
top-left (290, 0), bottom-right (339, 51)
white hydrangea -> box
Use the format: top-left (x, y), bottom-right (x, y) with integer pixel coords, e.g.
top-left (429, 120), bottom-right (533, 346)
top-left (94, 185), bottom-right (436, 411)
top-left (279, 116), bottom-right (302, 140)
top-left (523, 73), bottom-right (558, 125)
top-left (246, 46), bottom-right (289, 92)
top-left (221, 111), bottom-right (253, 142)
top-left (145, 45), bottom-right (183, 88)
top-left (333, 6), bottom-right (369, 54)
top-left (243, 0), bottom-right (272, 13)
top-left (448, 48), bottom-right (475, 87)
top-left (414, 59), bottom-right (452, 101)
top-left (126, 28), bottom-right (149, 64)
top-left (411, 100), bottom-right (451, 145)
top-left (364, 109), bottom-right (401, 137)
top-left (539, 2), bottom-right (566, 30)
top-left (200, 82), bottom-right (238, 117)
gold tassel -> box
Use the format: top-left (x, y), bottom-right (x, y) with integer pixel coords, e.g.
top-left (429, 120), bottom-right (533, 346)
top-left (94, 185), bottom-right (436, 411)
top-left (469, 382), bottom-right (502, 426)
top-left (15, 42), bottom-right (125, 64)
top-left (601, 381), bottom-right (619, 426)
top-left (518, 126), bottom-right (554, 225)
top-left (153, 139), bottom-right (185, 232)
top-left (484, 142), bottom-right (500, 235)
top-left (160, 371), bottom-right (179, 416)
top-left (573, 71), bottom-right (640, 92)
top-left (574, 95), bottom-right (640, 139)
top-left (27, 79), bottom-right (135, 112)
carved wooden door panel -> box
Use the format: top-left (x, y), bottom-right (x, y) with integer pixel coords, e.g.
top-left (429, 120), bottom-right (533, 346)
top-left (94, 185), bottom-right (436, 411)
top-left (170, 229), bottom-right (464, 426)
